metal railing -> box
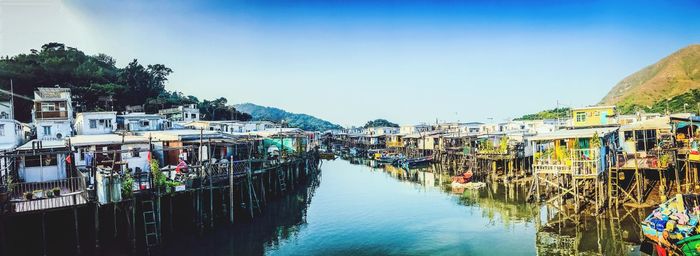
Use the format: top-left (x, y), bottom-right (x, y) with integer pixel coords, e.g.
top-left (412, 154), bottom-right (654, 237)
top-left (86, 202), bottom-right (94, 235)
top-left (533, 148), bottom-right (601, 176)
top-left (10, 176), bottom-right (87, 201)
top-left (7, 172), bottom-right (88, 212)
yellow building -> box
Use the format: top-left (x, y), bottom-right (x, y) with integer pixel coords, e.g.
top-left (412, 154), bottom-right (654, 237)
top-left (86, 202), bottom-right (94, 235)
top-left (571, 106), bottom-right (616, 127)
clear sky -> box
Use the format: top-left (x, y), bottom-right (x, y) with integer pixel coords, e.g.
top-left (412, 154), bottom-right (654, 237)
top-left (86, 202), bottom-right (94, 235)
top-left (1, 0), bottom-right (699, 126)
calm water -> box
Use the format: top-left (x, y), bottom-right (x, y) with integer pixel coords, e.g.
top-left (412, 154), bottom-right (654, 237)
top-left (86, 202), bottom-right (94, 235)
top-left (164, 159), bottom-right (649, 256)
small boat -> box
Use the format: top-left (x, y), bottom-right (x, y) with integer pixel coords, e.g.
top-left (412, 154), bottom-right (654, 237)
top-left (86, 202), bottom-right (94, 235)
top-left (451, 181), bottom-right (485, 189)
top-left (378, 153), bottom-right (403, 164)
top-left (450, 171), bottom-right (483, 189)
top-left (318, 149), bottom-right (336, 160)
top-left (398, 156), bottom-right (433, 168)
top-left (640, 194), bottom-right (700, 256)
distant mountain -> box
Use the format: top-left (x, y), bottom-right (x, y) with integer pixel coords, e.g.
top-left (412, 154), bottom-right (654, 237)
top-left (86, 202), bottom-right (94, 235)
top-left (234, 103), bottom-right (342, 131)
top-left (600, 44), bottom-right (700, 113)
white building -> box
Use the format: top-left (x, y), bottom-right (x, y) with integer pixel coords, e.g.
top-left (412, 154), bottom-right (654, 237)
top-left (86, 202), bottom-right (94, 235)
top-left (117, 113), bottom-right (169, 132)
top-left (365, 126), bottom-right (399, 135)
top-left (70, 134), bottom-right (151, 172)
top-left (16, 140), bottom-right (69, 182)
top-left (75, 112), bottom-right (117, 135)
top-left (158, 104), bottom-right (200, 122)
top-left (32, 87), bottom-right (74, 140)
top-left (0, 119), bottom-right (24, 151)
top-left (399, 123), bottom-right (432, 135)
top-left (0, 101), bottom-right (12, 119)
top-left (185, 120), bottom-right (281, 134)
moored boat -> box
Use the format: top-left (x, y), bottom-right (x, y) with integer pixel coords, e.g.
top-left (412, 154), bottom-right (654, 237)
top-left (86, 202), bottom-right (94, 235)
top-left (397, 156), bottom-right (433, 169)
top-left (641, 194), bottom-right (700, 256)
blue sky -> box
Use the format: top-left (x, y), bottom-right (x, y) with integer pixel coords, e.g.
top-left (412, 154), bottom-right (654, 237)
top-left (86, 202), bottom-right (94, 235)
top-left (1, 0), bottom-right (699, 126)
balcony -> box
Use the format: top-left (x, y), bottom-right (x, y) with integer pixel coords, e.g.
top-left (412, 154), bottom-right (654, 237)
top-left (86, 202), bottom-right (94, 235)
top-left (386, 141), bottom-right (403, 148)
top-left (35, 110), bottom-right (69, 120)
top-left (533, 148), bottom-right (600, 177)
top-left (6, 173), bottom-right (88, 213)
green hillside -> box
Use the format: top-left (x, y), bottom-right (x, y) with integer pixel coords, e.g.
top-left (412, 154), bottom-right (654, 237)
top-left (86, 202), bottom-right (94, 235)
top-left (0, 42), bottom-right (251, 122)
top-left (363, 119), bottom-right (399, 128)
top-left (600, 44), bottom-right (700, 113)
top-left (235, 103), bottom-right (342, 131)
top-left (515, 108), bottom-right (570, 121)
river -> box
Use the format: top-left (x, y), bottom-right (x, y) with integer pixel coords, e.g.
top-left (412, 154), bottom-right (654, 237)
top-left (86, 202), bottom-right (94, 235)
top-left (163, 158), bottom-right (649, 255)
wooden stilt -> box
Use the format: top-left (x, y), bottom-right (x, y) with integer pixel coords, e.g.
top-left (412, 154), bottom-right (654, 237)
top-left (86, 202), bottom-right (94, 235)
top-left (94, 204), bottom-right (100, 253)
top-left (42, 212), bottom-right (47, 256)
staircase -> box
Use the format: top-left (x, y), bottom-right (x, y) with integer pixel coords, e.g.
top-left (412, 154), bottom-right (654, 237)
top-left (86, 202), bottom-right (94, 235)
top-left (608, 167), bottom-right (619, 209)
top-left (142, 200), bottom-right (159, 255)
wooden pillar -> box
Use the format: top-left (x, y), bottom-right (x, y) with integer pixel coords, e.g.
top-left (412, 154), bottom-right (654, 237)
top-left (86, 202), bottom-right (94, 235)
top-left (130, 200), bottom-right (136, 254)
top-left (73, 206), bottom-right (81, 255)
top-left (42, 212), bottom-right (47, 256)
top-left (94, 204), bottom-right (100, 253)
top-left (229, 156), bottom-right (234, 224)
top-left (247, 165), bottom-right (254, 219)
top-left (169, 196), bottom-right (174, 232)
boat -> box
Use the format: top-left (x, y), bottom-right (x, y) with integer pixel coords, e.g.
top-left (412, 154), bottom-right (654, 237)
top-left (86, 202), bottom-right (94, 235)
top-left (318, 149), bottom-right (337, 160)
top-left (450, 181), bottom-right (485, 189)
top-left (367, 149), bottom-right (382, 160)
top-left (640, 194), bottom-right (700, 256)
top-left (398, 156), bottom-right (433, 169)
top-left (450, 171), bottom-right (484, 189)
top-left (378, 153), bottom-right (403, 164)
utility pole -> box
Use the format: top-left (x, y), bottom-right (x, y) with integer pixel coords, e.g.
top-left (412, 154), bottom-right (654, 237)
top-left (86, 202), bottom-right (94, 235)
top-left (10, 79), bottom-right (14, 120)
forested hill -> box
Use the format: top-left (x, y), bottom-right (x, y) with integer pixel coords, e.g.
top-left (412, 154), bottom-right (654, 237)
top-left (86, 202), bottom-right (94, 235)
top-left (362, 119), bottom-right (399, 128)
top-left (0, 42), bottom-right (251, 122)
top-left (234, 103), bottom-right (342, 131)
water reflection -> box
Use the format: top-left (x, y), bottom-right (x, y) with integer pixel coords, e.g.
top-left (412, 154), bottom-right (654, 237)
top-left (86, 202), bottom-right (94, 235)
top-left (162, 158), bottom-right (649, 255)
top-left (350, 158), bottom-right (648, 255)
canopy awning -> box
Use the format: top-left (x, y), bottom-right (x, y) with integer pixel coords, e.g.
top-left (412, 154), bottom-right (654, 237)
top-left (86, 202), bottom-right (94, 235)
top-left (620, 117), bottom-right (671, 132)
top-left (529, 127), bottom-right (618, 141)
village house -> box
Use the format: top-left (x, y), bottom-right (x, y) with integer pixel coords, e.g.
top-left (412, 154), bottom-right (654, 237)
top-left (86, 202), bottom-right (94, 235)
top-left (399, 123), bottom-right (432, 135)
top-left (117, 112), bottom-right (170, 132)
top-left (158, 104), bottom-right (200, 123)
top-left (75, 111), bottom-right (117, 135)
top-left (15, 139), bottom-right (71, 182)
top-left (32, 87), bottom-right (74, 140)
top-left (571, 105), bottom-right (618, 127)
top-left (364, 126), bottom-right (399, 136)
top-left (69, 134), bottom-right (151, 172)
top-left (0, 118), bottom-right (25, 151)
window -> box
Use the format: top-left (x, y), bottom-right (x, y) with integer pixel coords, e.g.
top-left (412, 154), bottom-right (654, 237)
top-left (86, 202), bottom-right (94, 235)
top-left (634, 129), bottom-right (657, 151)
top-left (192, 114), bottom-right (197, 119)
top-left (141, 120), bottom-right (150, 127)
top-left (576, 112), bottom-right (586, 122)
top-left (25, 154), bottom-right (57, 167)
top-left (41, 102), bottom-right (56, 111)
top-left (105, 119), bottom-right (113, 128)
top-left (0, 124), bottom-right (4, 136)
top-left (131, 148), bottom-right (141, 157)
top-left (43, 126), bottom-right (52, 136)
top-left (89, 119), bottom-right (97, 128)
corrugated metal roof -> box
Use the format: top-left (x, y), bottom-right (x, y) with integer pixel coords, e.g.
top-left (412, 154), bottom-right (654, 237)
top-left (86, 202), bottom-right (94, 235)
top-left (529, 127), bottom-right (618, 141)
top-left (69, 134), bottom-right (148, 146)
top-left (35, 87), bottom-right (70, 99)
top-left (620, 117), bottom-right (671, 131)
